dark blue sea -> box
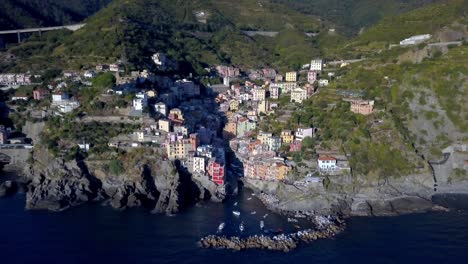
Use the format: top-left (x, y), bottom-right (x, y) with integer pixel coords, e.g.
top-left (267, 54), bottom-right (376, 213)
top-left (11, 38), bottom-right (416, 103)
top-left (1, 189), bottom-right (467, 264)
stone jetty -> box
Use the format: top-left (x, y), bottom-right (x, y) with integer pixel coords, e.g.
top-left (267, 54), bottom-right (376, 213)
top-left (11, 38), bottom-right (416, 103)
top-left (199, 221), bottom-right (345, 252)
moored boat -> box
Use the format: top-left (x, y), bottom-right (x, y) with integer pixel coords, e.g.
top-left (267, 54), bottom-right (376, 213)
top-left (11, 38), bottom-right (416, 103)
top-left (260, 220), bottom-right (265, 230)
top-left (217, 222), bottom-right (225, 233)
top-left (233, 211), bottom-right (240, 217)
top-left (239, 222), bottom-right (245, 232)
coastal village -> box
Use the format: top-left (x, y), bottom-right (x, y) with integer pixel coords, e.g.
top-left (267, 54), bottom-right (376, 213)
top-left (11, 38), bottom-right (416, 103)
top-left (0, 52), bottom-right (374, 189)
top-left (1, 33), bottom-right (467, 198)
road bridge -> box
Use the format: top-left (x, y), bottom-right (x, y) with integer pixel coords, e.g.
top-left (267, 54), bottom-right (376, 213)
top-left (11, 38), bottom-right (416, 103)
top-left (0, 23), bottom-right (86, 43)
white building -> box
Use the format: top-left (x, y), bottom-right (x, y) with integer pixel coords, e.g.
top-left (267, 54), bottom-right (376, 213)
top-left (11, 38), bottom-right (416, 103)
top-left (310, 59), bottom-right (323, 72)
top-left (270, 85), bottom-right (280, 99)
top-left (266, 136), bottom-right (282, 151)
top-left (318, 79), bottom-right (329, 87)
top-left (52, 93), bottom-right (69, 103)
top-left (295, 127), bottom-right (314, 140)
top-left (252, 88), bottom-right (266, 101)
top-left (152, 53), bottom-right (168, 66)
top-left (84, 71), bottom-right (96, 78)
top-left (133, 92), bottom-right (148, 111)
top-left (291, 88), bottom-right (308, 103)
top-left (154, 102), bottom-right (167, 116)
top-left (109, 63), bottom-right (124, 72)
top-left (400, 34), bottom-right (431, 46)
top-left (193, 156), bottom-right (207, 174)
top-left (318, 156), bottom-right (337, 170)
top-left (239, 93), bottom-right (251, 102)
top-left (57, 101), bottom-right (80, 113)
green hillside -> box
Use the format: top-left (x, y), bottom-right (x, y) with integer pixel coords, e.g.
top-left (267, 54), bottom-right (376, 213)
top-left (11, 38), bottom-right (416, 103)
top-left (1, 0), bottom-right (322, 73)
top-left (272, 0), bottom-right (443, 35)
top-left (353, 0), bottom-right (468, 47)
top-left (0, 0), bottom-right (112, 30)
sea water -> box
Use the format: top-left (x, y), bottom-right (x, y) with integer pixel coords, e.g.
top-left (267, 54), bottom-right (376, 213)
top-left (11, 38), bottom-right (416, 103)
top-left (0, 190), bottom-right (467, 264)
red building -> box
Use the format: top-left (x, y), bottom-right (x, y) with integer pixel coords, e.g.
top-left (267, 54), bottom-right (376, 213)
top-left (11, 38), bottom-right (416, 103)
top-left (207, 158), bottom-right (225, 185)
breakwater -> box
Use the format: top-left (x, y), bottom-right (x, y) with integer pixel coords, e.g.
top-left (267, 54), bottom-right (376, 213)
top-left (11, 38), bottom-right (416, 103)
top-left (199, 222), bottom-right (344, 252)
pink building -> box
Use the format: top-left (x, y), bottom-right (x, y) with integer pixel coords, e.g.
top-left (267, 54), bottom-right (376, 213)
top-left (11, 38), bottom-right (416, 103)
top-left (308, 71), bottom-right (317, 84)
top-left (33, 89), bottom-right (50, 100)
top-left (289, 140), bottom-right (302, 152)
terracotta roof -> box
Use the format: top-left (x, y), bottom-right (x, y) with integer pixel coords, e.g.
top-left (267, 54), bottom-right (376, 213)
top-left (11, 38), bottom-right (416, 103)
top-left (318, 156), bottom-right (336, 161)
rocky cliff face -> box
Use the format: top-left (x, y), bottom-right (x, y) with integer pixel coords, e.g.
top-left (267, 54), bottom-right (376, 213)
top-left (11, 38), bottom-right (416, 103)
top-left (247, 169), bottom-right (468, 217)
top-left (23, 147), bottom-right (208, 213)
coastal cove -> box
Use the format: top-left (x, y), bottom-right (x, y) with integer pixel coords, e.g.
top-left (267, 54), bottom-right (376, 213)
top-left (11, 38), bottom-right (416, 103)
top-left (1, 189), bottom-right (468, 264)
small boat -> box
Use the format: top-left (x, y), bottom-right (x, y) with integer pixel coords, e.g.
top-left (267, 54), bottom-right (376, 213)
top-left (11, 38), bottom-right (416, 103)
top-left (273, 228), bottom-right (284, 235)
top-left (239, 222), bottom-right (245, 232)
top-left (263, 214), bottom-right (269, 219)
top-left (247, 197), bottom-right (252, 201)
top-left (233, 211), bottom-right (240, 217)
top-left (260, 221), bottom-right (265, 230)
top-left (217, 222), bottom-right (225, 233)
top-left (287, 217), bottom-right (299, 223)
top-left (294, 225), bottom-right (301, 229)
top-left (250, 211), bottom-right (256, 215)
top-left (234, 202), bottom-right (238, 206)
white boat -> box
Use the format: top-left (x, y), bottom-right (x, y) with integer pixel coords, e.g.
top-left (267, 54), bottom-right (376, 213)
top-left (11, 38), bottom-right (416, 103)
top-left (288, 218), bottom-right (299, 223)
top-left (247, 197), bottom-right (252, 201)
top-left (234, 202), bottom-right (238, 206)
top-left (239, 222), bottom-right (245, 232)
top-left (217, 222), bottom-right (225, 233)
top-left (250, 211), bottom-right (256, 215)
top-left (260, 220), bottom-right (265, 229)
top-left (233, 211), bottom-right (240, 217)
top-left (263, 214), bottom-right (269, 219)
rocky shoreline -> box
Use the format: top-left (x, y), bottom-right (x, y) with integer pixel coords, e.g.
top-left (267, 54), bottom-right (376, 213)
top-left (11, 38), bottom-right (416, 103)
top-left (199, 216), bottom-right (345, 252)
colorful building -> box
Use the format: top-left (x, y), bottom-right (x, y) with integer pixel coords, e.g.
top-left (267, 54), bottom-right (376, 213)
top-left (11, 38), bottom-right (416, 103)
top-left (208, 159), bottom-right (225, 185)
top-left (285, 71), bottom-right (297, 82)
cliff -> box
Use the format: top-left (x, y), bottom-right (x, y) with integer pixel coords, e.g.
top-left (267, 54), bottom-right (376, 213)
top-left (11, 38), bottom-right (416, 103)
top-left (23, 146), bottom-right (207, 213)
top-left (247, 168), bottom-right (468, 217)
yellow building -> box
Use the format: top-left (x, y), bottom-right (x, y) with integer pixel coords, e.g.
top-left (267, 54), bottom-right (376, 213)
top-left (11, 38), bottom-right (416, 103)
top-left (285, 71), bottom-right (297, 82)
top-left (158, 119), bottom-right (171, 132)
top-left (169, 108), bottom-right (184, 120)
top-left (146, 90), bottom-right (157, 98)
top-left (276, 163), bottom-right (291, 181)
top-left (229, 100), bottom-right (240, 111)
top-left (281, 130), bottom-right (294, 144)
top-left (166, 139), bottom-right (192, 160)
top-left (257, 100), bottom-right (269, 114)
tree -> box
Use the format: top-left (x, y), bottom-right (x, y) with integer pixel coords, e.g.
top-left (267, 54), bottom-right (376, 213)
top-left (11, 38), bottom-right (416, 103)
top-left (92, 73), bottom-right (116, 89)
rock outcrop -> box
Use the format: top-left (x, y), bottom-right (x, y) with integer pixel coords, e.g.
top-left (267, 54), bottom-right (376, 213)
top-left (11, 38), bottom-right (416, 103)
top-left (0, 180), bottom-right (18, 197)
top-left (24, 147), bottom-right (209, 213)
top-left (247, 170), bottom-right (466, 217)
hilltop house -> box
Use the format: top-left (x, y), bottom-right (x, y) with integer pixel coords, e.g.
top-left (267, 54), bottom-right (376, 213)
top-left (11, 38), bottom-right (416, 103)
top-left (310, 59), bottom-right (323, 72)
top-left (349, 100), bottom-right (375, 115)
top-left (291, 88), bottom-right (308, 103)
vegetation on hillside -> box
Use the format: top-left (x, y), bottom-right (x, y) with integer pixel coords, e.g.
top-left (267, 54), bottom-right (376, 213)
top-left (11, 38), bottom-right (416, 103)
top-left (0, 0), bottom-right (111, 30)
